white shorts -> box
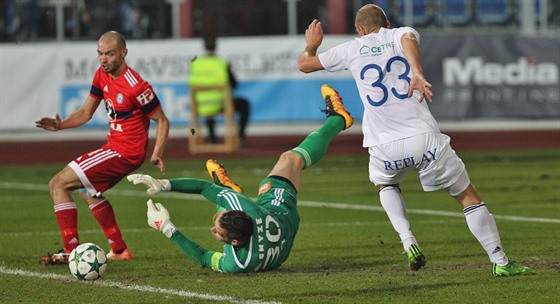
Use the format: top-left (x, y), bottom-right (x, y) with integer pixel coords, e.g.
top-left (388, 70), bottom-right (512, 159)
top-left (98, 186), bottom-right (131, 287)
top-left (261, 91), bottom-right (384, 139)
top-left (368, 132), bottom-right (470, 196)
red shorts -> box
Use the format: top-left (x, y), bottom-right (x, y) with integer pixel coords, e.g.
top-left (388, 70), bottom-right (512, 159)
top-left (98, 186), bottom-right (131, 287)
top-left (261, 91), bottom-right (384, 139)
top-left (68, 147), bottom-right (143, 197)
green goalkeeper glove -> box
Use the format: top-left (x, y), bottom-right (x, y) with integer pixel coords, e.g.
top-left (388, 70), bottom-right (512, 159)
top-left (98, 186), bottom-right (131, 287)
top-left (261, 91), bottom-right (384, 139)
top-left (146, 199), bottom-right (177, 239)
top-left (127, 173), bottom-right (171, 195)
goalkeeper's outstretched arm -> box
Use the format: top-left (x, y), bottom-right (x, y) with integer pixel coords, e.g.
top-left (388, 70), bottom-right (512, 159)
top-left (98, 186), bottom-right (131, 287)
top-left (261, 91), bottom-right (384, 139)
top-left (145, 199), bottom-right (221, 271)
top-left (169, 178), bottom-right (229, 203)
top-left (169, 231), bottom-right (222, 271)
top-left (127, 174), bottom-right (228, 204)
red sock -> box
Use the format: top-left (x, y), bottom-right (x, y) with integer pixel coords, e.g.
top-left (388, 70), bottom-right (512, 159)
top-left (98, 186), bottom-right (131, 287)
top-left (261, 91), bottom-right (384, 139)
top-left (54, 202), bottom-right (79, 252)
top-left (89, 198), bottom-right (127, 252)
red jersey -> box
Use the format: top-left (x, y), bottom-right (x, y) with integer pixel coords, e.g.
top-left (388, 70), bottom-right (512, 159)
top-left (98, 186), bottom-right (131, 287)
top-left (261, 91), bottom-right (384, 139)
top-left (89, 66), bottom-right (161, 164)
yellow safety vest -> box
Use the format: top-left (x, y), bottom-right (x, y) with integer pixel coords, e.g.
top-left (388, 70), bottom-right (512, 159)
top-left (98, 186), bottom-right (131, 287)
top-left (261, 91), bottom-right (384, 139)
top-left (189, 56), bottom-right (229, 116)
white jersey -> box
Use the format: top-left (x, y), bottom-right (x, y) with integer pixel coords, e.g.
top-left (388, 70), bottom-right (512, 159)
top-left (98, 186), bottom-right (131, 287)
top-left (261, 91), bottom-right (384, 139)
top-left (318, 27), bottom-right (440, 147)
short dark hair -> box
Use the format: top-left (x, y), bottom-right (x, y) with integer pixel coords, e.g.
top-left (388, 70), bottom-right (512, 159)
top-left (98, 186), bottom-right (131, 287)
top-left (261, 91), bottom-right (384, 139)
top-left (204, 36), bottom-right (217, 51)
top-left (219, 210), bottom-right (253, 245)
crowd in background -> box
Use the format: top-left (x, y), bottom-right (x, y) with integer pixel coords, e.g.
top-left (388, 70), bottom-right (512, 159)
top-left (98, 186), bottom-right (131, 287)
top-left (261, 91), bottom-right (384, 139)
top-left (1, 0), bottom-right (559, 43)
top-left (0, 0), bottom-right (170, 41)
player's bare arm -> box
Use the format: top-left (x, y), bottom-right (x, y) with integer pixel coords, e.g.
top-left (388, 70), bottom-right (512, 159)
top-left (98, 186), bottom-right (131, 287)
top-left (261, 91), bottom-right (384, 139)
top-left (149, 108), bottom-right (170, 174)
top-left (401, 32), bottom-right (433, 103)
top-left (298, 19), bottom-right (325, 73)
top-left (36, 96), bottom-right (102, 131)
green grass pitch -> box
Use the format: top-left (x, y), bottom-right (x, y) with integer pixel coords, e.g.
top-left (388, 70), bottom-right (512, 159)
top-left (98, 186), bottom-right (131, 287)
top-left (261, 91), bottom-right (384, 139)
top-left (0, 148), bottom-right (558, 303)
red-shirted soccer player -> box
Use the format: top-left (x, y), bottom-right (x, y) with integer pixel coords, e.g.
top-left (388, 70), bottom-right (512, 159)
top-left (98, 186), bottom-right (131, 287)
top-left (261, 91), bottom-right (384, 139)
top-left (36, 31), bottom-right (170, 264)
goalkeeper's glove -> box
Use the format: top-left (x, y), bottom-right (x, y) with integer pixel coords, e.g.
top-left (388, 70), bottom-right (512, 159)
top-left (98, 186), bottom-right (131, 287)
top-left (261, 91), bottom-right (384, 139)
top-left (127, 173), bottom-right (171, 195)
top-left (146, 199), bottom-right (177, 239)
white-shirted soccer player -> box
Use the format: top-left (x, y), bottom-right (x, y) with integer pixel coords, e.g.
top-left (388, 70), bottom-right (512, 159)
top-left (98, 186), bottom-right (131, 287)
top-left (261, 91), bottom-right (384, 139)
top-left (298, 4), bottom-right (533, 276)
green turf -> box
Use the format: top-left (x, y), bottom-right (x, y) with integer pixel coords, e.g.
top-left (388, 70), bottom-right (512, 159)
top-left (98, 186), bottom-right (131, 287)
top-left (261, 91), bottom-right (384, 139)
top-left (0, 148), bottom-right (559, 303)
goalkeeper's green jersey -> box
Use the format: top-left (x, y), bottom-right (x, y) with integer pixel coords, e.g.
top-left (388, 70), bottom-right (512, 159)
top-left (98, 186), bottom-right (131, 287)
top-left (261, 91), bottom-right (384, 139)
top-left (168, 176), bottom-right (300, 273)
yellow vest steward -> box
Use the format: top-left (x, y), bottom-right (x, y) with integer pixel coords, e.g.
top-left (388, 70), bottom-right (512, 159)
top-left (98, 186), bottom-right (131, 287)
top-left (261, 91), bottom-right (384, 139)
top-left (189, 56), bottom-right (229, 116)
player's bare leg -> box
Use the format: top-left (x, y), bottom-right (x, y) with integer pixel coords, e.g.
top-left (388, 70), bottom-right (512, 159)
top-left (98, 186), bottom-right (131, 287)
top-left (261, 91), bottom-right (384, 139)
top-left (41, 166), bottom-right (83, 264)
top-left (278, 84), bottom-right (354, 191)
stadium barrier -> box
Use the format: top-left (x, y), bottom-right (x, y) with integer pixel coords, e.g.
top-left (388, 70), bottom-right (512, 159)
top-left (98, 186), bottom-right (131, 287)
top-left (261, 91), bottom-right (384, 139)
top-left (1, 34), bottom-right (558, 137)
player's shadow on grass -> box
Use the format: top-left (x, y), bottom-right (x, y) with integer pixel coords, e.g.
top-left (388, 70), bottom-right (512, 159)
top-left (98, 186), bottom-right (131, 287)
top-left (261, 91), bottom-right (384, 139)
top-left (266, 280), bottom-right (467, 300)
top-left (284, 242), bottom-right (417, 273)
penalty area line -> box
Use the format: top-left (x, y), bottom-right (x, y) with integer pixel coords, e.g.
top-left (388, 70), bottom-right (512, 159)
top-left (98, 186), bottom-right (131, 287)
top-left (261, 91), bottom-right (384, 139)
top-left (0, 266), bottom-right (281, 304)
top-left (1, 182), bottom-right (558, 224)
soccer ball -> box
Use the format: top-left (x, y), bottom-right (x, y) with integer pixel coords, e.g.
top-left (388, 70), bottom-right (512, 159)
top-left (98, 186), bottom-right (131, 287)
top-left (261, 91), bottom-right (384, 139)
top-left (68, 243), bottom-right (107, 281)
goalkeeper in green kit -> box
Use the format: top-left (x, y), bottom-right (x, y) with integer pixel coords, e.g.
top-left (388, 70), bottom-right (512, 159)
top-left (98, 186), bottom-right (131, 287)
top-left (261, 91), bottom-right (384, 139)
top-left (127, 84), bottom-right (354, 273)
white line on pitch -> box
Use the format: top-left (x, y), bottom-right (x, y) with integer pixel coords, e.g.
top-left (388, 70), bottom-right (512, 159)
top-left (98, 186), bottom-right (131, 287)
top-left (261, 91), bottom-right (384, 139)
top-left (1, 219), bottom-right (468, 238)
top-left (1, 182), bottom-right (558, 224)
top-left (0, 266), bottom-right (281, 304)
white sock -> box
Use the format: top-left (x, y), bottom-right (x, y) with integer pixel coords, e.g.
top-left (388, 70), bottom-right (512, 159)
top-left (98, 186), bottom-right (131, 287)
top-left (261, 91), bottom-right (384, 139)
top-left (464, 203), bottom-right (508, 266)
top-left (379, 186), bottom-right (417, 251)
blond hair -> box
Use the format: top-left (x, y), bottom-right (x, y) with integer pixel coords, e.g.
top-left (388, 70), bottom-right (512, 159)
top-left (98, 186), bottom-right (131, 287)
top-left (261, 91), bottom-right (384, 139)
top-left (355, 4), bottom-right (388, 32)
